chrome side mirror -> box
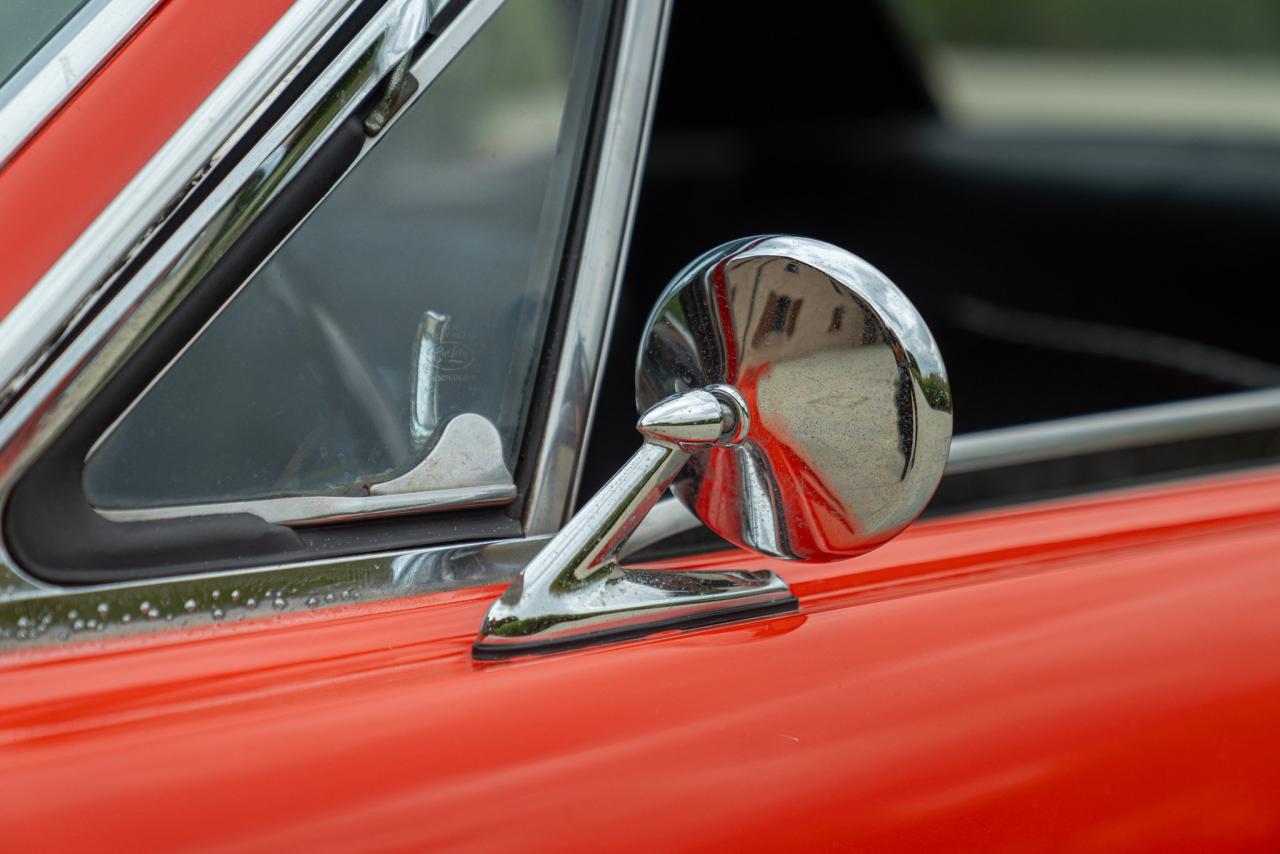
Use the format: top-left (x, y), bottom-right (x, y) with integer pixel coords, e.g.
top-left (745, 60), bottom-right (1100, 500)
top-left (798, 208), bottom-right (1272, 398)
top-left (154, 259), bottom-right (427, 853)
top-left (474, 236), bottom-right (952, 658)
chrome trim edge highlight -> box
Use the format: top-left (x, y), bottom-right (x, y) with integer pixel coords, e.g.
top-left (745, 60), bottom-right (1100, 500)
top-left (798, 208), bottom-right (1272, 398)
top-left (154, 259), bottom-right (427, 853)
top-left (0, 0), bottom-right (361, 412)
top-left (96, 412), bottom-right (518, 526)
top-left (97, 484), bottom-right (516, 527)
top-left (522, 0), bottom-right (672, 534)
top-left (0, 535), bottom-right (546, 650)
top-left (945, 387), bottom-right (1280, 475)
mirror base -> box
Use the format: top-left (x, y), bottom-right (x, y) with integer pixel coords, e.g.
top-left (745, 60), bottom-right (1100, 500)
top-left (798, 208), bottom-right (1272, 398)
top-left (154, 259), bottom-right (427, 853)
top-left (472, 568), bottom-right (796, 659)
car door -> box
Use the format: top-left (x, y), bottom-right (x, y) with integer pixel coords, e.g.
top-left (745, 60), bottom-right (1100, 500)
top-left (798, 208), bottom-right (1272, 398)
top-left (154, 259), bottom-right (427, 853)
top-left (4, 1), bottom-right (1280, 851)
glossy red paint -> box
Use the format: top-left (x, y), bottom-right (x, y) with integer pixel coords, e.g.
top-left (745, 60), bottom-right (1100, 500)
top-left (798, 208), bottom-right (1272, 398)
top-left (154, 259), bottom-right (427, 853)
top-left (0, 0), bottom-right (295, 320)
top-left (4, 467), bottom-right (1280, 851)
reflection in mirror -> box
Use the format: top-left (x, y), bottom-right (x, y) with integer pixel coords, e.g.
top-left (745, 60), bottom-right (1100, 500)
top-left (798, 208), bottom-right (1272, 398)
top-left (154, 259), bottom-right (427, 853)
top-left (639, 235), bottom-right (953, 561)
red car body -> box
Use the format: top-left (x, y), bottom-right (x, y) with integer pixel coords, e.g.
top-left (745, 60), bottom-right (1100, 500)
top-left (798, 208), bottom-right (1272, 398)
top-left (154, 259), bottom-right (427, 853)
top-left (4, 469), bottom-right (1280, 850)
top-left (3, 2), bottom-right (1279, 851)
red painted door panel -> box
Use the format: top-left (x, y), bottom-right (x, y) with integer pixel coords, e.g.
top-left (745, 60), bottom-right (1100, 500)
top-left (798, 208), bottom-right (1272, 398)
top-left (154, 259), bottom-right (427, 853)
top-left (3, 468), bottom-right (1280, 851)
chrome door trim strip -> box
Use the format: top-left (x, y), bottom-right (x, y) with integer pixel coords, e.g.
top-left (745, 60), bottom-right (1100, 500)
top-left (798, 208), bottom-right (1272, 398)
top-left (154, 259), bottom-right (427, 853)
top-left (0, 0), bottom-right (361, 413)
top-left (92, 411), bottom-right (516, 526)
top-left (522, 0), bottom-right (672, 534)
top-left (0, 534), bottom-right (548, 650)
top-left (0, 0), bottom-right (163, 171)
top-left (944, 386), bottom-right (1280, 475)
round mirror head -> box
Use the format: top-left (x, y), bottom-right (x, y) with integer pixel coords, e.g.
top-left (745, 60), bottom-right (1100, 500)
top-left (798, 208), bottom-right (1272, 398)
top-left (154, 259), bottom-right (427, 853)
top-left (637, 235), bottom-right (953, 562)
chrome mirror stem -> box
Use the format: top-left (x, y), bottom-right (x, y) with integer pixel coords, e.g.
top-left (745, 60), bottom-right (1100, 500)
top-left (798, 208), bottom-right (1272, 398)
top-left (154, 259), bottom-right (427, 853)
top-left (473, 388), bottom-right (796, 658)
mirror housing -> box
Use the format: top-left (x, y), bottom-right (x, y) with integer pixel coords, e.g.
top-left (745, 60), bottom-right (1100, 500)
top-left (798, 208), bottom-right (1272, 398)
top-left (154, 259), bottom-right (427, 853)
top-left (639, 235), bottom-right (952, 561)
top-left (474, 236), bottom-right (952, 658)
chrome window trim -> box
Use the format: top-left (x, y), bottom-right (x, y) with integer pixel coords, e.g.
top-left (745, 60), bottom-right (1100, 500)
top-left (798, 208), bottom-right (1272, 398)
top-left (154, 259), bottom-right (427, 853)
top-left (0, 534), bottom-right (550, 649)
top-left (522, 0), bottom-right (672, 534)
top-left (93, 414), bottom-right (517, 525)
top-left (0, 0), bottom-right (362, 414)
top-left (943, 387), bottom-right (1280, 475)
top-left (0, 0), bottom-right (163, 171)
top-left (76, 0), bottom-right (520, 527)
top-left (0, 0), bottom-right (457, 493)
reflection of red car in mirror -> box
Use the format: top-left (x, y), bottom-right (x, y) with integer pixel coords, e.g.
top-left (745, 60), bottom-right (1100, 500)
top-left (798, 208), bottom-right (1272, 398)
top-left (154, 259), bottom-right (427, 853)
top-left (3, 1), bottom-right (1280, 850)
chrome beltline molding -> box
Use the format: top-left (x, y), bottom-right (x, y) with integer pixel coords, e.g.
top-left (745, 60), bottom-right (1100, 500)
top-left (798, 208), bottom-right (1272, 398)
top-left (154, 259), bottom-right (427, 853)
top-left (0, 0), bottom-right (360, 413)
top-left (522, 0), bottom-right (673, 534)
top-left (0, 473), bottom-right (691, 651)
top-left (0, 535), bottom-right (549, 651)
top-left (944, 386), bottom-right (1280, 475)
top-left (0, 0), bottom-right (163, 171)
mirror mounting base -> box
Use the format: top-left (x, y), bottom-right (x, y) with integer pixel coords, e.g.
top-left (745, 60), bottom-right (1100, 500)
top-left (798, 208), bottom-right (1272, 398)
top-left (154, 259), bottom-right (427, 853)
top-left (472, 576), bottom-right (796, 660)
top-left (472, 387), bottom-right (796, 659)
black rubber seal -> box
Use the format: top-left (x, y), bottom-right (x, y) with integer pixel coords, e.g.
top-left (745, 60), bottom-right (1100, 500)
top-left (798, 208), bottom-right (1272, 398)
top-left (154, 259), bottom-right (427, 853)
top-left (471, 594), bottom-right (800, 660)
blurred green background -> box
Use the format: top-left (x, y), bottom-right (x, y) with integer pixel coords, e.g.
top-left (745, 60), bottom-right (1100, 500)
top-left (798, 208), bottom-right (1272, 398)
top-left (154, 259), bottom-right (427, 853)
top-left (888, 0), bottom-right (1280, 136)
top-left (893, 0), bottom-right (1280, 54)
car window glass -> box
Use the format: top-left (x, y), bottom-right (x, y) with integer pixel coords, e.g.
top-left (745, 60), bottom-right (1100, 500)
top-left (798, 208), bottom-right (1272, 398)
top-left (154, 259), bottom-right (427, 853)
top-left (83, 0), bottom-right (604, 510)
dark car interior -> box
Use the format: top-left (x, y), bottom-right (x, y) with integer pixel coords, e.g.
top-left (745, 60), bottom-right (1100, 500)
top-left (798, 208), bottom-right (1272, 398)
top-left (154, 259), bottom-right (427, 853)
top-left (580, 0), bottom-right (1280, 510)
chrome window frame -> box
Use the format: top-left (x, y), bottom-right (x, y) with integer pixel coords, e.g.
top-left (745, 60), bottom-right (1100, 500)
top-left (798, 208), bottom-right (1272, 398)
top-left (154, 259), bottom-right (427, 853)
top-left (521, 0), bottom-right (671, 534)
top-left (0, 0), bottom-right (363, 413)
top-left (0, 0), bottom-right (674, 649)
